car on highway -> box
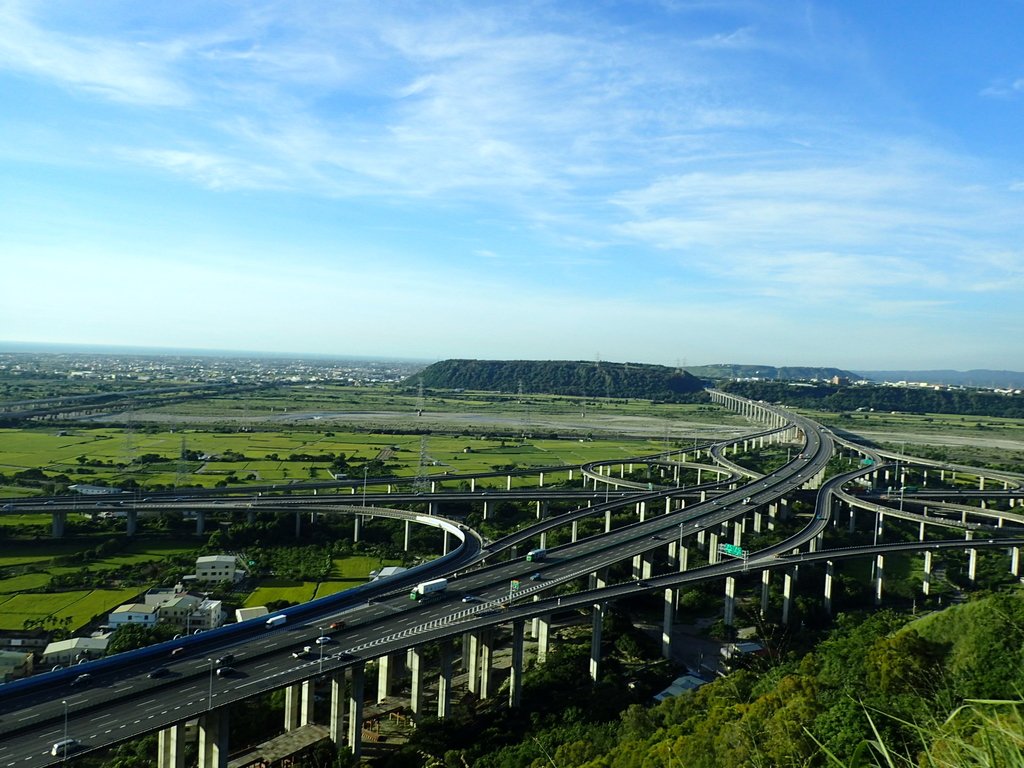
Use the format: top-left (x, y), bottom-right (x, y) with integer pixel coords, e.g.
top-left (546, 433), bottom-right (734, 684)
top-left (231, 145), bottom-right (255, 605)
top-left (315, 636), bottom-right (332, 645)
top-left (170, 647), bottom-right (184, 657)
top-left (51, 738), bottom-right (80, 757)
top-left (292, 646), bottom-right (313, 658)
top-left (462, 595), bottom-right (483, 603)
top-left (529, 572), bottom-right (543, 581)
top-left (216, 654), bottom-right (235, 666)
top-left (329, 621), bottom-right (345, 630)
top-left (216, 666), bottom-right (235, 677)
top-left (148, 667), bottom-right (170, 679)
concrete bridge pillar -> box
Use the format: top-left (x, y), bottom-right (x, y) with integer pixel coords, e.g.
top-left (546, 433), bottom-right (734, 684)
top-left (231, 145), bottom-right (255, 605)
top-left (760, 570), bottom-right (771, 618)
top-left (429, 500), bottom-right (439, 516)
top-left (537, 615), bottom-right (551, 663)
top-left (507, 475), bottom-right (513, 490)
top-left (824, 561), bottom-right (834, 616)
top-left (539, 472), bottom-right (545, 487)
top-left (330, 670), bottom-right (347, 746)
top-left (509, 620), bottom-right (525, 708)
top-left (767, 503), bottom-right (777, 531)
top-left (158, 723), bottom-right (186, 768)
top-left (782, 571), bottom-right (793, 624)
top-left (708, 532), bottom-right (720, 564)
top-left (753, 509), bottom-right (763, 533)
top-left (874, 555), bottom-right (885, 606)
top-left (198, 707), bottom-right (229, 768)
top-left (482, 500), bottom-right (490, 520)
top-left (347, 661), bottom-right (366, 761)
top-left (437, 640), bottom-right (454, 719)
top-left (605, 507), bottom-right (612, 533)
top-left (51, 510), bottom-right (66, 538)
top-left (479, 628), bottom-right (495, 700)
top-left (723, 576), bottom-right (736, 628)
top-left (466, 631), bottom-right (480, 694)
top-left (377, 653), bottom-right (394, 702)
top-left (697, 529), bottom-right (706, 551)
top-left (1011, 547), bottom-right (1020, 578)
top-left (589, 602), bottom-right (605, 682)
top-left (126, 509), bottom-right (137, 537)
top-left (662, 588), bottom-right (675, 659)
top-left (352, 514), bottom-right (361, 543)
top-left (922, 550), bottom-right (932, 596)
top-left (571, 519), bottom-right (579, 543)
top-left (403, 520), bottom-right (411, 551)
top-left (247, 507), bottom-right (256, 525)
top-left (968, 545), bottom-right (978, 586)
top-left (295, 510), bottom-right (303, 538)
top-left (195, 509), bottom-right (205, 536)
top-left (409, 646), bottom-right (424, 719)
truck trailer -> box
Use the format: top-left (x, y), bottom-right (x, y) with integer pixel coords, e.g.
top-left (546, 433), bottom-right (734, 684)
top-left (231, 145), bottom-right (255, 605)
top-left (265, 614), bottom-right (287, 628)
top-left (409, 578), bottom-right (448, 600)
top-left (526, 548), bottom-right (547, 562)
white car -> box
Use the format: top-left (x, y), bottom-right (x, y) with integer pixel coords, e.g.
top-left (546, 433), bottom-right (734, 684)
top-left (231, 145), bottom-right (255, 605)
top-left (315, 636), bottom-right (332, 645)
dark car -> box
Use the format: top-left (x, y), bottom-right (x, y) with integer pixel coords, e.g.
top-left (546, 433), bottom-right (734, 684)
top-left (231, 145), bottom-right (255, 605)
top-left (216, 666), bottom-right (235, 677)
top-left (70, 673), bottom-right (92, 687)
top-left (148, 667), bottom-right (170, 679)
top-left (216, 654), bottom-right (234, 666)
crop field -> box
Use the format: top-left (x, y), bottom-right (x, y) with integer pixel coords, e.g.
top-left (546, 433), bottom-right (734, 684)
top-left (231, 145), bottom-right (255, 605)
top-left (0, 588), bottom-right (142, 630)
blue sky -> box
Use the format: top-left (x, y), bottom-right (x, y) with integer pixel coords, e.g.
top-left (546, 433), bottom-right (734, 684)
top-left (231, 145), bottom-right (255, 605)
top-left (2, 0), bottom-right (1022, 372)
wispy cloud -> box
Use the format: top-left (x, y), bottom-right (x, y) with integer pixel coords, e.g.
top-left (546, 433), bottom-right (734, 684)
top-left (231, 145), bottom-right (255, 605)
top-left (0, 1), bottom-right (190, 106)
top-left (980, 77), bottom-right (1024, 99)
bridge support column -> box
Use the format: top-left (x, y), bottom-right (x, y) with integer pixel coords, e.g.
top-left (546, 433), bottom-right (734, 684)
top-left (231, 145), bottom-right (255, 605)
top-left (1011, 547), bottom-right (1020, 577)
top-left (247, 507), bottom-right (256, 525)
top-left (51, 510), bottom-right (66, 538)
top-left (708, 532), bottom-right (719, 564)
top-left (466, 631), bottom-right (480, 694)
top-left (403, 520), bottom-right (411, 551)
top-left (782, 571), bottom-right (793, 624)
top-left (295, 510), bottom-right (302, 538)
top-left (571, 519), bottom-right (579, 542)
top-left (537, 614), bottom-right (552, 663)
top-left (753, 509), bottom-right (763, 533)
top-left (605, 508), bottom-right (612, 533)
top-left (824, 561), bottom-right (834, 616)
top-left (767, 503), bottom-right (777, 531)
top-left (507, 475), bottom-right (513, 490)
top-left (922, 550), bottom-right (932, 596)
top-left (158, 723), bottom-right (186, 768)
top-left (409, 646), bottom-right (424, 719)
top-left (723, 576), bottom-right (736, 628)
top-left (377, 653), bottom-right (395, 701)
top-left (510, 619), bottom-right (525, 708)
top-left (352, 515), bottom-right (361, 542)
top-left (696, 529), bottom-right (706, 551)
top-left (848, 507), bottom-right (856, 534)
top-left (347, 661), bottom-right (366, 761)
top-left (126, 509), bottom-right (137, 536)
top-left (284, 684), bottom-right (299, 732)
top-left (442, 531), bottom-right (452, 555)
top-left (482, 500), bottom-right (489, 520)
top-left (589, 602), bottom-right (605, 682)
top-left (198, 707), bottom-right (229, 768)
top-left (330, 670), bottom-right (347, 746)
top-left (761, 570), bottom-right (770, 618)
top-left (662, 588), bottom-right (675, 659)
top-left (874, 555), bottom-right (885, 606)
top-left (429, 501), bottom-right (439, 516)
top-left (195, 510), bottom-right (205, 536)
top-left (968, 546), bottom-right (978, 586)
top-left (479, 628), bottom-right (495, 700)
top-left (438, 640), bottom-right (454, 719)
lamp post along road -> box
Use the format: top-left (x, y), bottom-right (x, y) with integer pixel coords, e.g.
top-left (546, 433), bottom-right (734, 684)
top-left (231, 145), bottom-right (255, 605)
top-left (61, 699), bottom-right (68, 761)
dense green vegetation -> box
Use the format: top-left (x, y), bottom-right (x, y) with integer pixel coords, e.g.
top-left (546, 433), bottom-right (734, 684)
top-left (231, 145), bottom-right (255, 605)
top-left (721, 381), bottom-right (1024, 419)
top-left (409, 359), bottom-right (708, 401)
top-left (396, 593), bottom-right (1024, 768)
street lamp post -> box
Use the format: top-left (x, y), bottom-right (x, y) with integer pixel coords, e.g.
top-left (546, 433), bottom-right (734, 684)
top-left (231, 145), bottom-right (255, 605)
top-left (61, 699), bottom-right (68, 761)
top-left (207, 658), bottom-right (215, 710)
top-left (318, 627), bottom-right (325, 672)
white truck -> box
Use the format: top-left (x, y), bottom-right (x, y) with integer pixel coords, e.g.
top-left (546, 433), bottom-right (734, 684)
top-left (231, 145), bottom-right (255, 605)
top-left (526, 548), bottom-right (547, 562)
top-left (265, 614), bottom-right (287, 628)
top-left (409, 578), bottom-right (448, 600)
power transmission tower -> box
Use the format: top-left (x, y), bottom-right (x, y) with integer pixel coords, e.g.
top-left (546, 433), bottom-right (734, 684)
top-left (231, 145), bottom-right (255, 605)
top-left (412, 435), bottom-right (430, 492)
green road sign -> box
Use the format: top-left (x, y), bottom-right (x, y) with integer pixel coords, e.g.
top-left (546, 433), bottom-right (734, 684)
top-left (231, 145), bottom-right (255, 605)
top-left (510, 580), bottom-right (520, 591)
top-left (720, 543), bottom-right (746, 558)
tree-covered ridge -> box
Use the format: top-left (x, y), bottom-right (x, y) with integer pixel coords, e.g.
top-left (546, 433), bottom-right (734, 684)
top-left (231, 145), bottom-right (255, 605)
top-left (683, 363), bottom-right (859, 381)
top-left (408, 359), bottom-right (708, 401)
top-left (440, 592), bottom-right (1024, 768)
top-left (720, 380), bottom-right (1024, 418)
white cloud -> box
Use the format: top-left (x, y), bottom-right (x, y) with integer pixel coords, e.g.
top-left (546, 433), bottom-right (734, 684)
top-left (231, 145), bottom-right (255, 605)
top-left (980, 77), bottom-right (1024, 99)
top-left (0, 1), bottom-right (190, 106)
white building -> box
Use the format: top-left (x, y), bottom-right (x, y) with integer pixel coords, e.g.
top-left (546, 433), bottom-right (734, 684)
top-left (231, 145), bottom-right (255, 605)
top-left (0, 650), bottom-right (34, 682)
top-left (41, 637), bottom-right (110, 667)
top-left (108, 603), bottom-right (159, 628)
top-left (235, 606), bottom-right (269, 623)
top-left (195, 555), bottom-right (241, 583)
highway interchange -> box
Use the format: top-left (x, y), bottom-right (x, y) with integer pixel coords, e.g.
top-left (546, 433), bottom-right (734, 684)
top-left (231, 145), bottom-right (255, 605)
top-left (1, 394), bottom-right (1023, 766)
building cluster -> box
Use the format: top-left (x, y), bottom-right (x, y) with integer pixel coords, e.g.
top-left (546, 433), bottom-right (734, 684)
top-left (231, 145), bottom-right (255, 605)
top-left (0, 351), bottom-right (425, 387)
top-left (0, 554), bottom-right (248, 681)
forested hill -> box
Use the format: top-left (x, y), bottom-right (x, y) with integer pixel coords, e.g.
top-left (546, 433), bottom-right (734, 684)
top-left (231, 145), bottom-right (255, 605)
top-left (408, 359), bottom-right (708, 401)
top-left (683, 363), bottom-right (859, 381)
top-left (720, 380), bottom-right (1024, 418)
